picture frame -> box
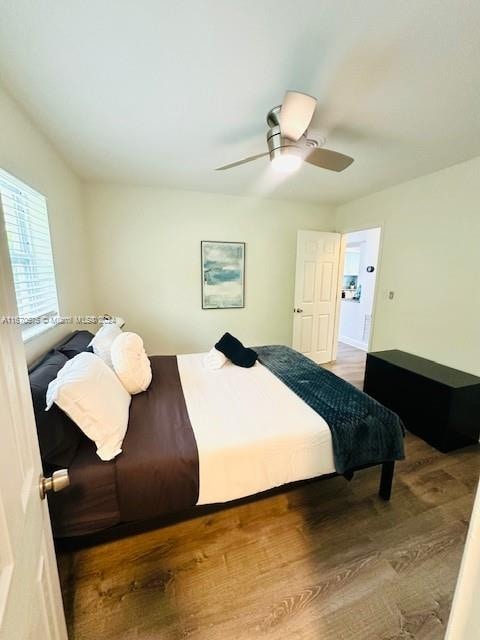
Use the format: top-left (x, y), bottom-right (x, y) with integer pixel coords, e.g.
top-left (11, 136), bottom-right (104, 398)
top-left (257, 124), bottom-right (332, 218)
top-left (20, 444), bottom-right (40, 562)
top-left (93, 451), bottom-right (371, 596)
top-left (201, 241), bottom-right (245, 309)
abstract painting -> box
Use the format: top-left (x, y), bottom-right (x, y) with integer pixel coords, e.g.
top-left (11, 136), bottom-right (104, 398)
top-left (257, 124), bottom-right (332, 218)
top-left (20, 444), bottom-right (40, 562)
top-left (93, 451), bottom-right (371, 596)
top-left (201, 241), bottom-right (245, 309)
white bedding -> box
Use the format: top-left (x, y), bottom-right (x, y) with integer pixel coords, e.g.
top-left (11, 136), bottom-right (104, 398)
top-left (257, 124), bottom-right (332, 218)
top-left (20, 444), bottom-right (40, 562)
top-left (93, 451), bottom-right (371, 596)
top-left (177, 353), bottom-right (335, 505)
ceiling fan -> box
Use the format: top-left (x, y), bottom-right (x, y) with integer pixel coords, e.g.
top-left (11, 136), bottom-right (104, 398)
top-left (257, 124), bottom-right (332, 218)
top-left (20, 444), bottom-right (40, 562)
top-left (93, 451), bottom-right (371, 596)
top-left (216, 91), bottom-right (354, 173)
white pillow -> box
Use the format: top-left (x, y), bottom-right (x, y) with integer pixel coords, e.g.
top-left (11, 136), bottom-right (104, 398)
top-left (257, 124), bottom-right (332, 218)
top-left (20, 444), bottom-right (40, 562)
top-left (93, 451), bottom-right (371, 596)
top-left (111, 332), bottom-right (152, 394)
top-left (89, 323), bottom-right (122, 368)
top-left (203, 347), bottom-right (227, 370)
top-left (46, 352), bottom-right (131, 461)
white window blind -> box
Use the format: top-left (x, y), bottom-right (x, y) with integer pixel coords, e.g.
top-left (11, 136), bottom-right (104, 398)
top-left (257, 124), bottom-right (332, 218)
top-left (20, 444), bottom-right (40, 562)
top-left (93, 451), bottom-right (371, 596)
top-left (0, 169), bottom-right (59, 335)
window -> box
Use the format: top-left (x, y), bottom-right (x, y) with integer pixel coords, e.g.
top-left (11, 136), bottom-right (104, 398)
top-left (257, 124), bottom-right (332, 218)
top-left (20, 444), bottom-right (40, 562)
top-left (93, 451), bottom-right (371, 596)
top-left (0, 169), bottom-right (59, 340)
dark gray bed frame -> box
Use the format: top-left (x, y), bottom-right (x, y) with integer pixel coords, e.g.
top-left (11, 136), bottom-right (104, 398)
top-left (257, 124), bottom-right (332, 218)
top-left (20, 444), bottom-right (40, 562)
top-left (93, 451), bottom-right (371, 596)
top-left (55, 460), bottom-right (395, 552)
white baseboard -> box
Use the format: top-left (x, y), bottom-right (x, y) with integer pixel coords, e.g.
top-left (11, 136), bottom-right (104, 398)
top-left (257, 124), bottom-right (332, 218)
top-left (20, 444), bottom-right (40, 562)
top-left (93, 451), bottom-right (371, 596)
top-left (339, 335), bottom-right (368, 351)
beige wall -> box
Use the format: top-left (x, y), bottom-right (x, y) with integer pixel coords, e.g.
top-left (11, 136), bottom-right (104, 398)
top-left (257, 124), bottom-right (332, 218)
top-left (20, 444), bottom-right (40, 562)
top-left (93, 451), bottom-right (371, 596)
top-left (336, 155), bottom-right (480, 375)
top-left (0, 86), bottom-right (93, 363)
top-left (3, 76), bottom-right (477, 374)
top-left (84, 184), bottom-right (335, 354)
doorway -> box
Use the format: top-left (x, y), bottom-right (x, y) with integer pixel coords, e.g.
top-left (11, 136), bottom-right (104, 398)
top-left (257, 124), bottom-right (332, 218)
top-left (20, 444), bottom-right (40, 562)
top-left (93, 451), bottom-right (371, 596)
top-left (337, 227), bottom-right (381, 352)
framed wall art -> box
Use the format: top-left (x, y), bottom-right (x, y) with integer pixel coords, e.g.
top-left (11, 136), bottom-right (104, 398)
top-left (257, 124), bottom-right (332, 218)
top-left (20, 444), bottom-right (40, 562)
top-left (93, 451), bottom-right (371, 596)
top-left (201, 241), bottom-right (245, 309)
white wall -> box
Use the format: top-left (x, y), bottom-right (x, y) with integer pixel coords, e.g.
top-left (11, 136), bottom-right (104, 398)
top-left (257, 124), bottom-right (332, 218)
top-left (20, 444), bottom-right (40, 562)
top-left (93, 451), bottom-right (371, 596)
top-left (339, 227), bottom-right (381, 350)
top-left (0, 86), bottom-right (94, 363)
top-left (3, 73), bottom-right (477, 374)
top-left (336, 156), bottom-right (480, 375)
top-left (84, 184), bottom-right (335, 355)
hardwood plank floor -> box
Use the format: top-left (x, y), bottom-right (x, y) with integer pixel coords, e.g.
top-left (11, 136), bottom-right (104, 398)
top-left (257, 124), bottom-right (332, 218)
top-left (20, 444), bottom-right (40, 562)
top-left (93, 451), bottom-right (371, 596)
top-left (322, 341), bottom-right (367, 389)
top-left (57, 344), bottom-right (479, 640)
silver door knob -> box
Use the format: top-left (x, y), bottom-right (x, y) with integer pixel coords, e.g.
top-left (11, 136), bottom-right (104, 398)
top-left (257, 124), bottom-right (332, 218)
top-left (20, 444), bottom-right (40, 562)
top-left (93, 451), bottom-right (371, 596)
top-left (39, 469), bottom-right (70, 500)
top-left (294, 308), bottom-right (304, 313)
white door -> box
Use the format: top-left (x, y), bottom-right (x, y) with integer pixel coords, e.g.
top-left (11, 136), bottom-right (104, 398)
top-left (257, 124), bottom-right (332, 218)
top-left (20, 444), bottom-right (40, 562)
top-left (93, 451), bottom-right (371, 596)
top-left (292, 230), bottom-right (341, 364)
top-left (0, 206), bottom-right (68, 639)
top-left (445, 480), bottom-right (480, 639)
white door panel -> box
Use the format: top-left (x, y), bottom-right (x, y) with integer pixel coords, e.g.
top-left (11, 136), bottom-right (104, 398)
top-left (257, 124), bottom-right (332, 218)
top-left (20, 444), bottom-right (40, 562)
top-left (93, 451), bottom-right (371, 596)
top-left (293, 230), bottom-right (341, 364)
top-left (0, 201), bottom-right (67, 640)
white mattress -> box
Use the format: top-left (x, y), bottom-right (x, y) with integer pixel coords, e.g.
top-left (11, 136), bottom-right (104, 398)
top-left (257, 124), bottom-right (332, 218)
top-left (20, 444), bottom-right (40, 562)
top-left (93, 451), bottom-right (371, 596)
top-left (177, 353), bottom-right (335, 505)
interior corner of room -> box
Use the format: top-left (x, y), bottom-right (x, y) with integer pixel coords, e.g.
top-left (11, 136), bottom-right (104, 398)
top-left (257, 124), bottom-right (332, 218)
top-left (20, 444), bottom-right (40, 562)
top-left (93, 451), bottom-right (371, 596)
top-left (4, 84), bottom-right (478, 378)
top-left (2, 79), bottom-right (479, 376)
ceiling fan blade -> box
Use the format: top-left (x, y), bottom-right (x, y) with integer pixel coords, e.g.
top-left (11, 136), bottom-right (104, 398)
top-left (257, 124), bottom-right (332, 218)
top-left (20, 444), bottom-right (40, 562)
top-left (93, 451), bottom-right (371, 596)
top-left (215, 152), bottom-right (269, 171)
top-left (279, 91), bottom-right (317, 141)
top-left (304, 148), bottom-right (354, 172)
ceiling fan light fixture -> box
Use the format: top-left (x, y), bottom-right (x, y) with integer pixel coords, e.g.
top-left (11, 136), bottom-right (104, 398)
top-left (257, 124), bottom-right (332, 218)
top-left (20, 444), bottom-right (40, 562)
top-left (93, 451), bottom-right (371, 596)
top-left (270, 146), bottom-right (302, 173)
top-left (214, 90), bottom-right (354, 173)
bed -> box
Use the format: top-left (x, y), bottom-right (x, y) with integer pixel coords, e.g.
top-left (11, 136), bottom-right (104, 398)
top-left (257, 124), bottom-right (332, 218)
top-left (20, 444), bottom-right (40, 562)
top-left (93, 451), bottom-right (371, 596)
top-left (30, 331), bottom-right (405, 543)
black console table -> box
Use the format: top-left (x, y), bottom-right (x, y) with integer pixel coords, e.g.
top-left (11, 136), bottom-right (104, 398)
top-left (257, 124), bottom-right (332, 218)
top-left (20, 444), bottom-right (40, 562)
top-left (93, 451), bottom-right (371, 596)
top-left (364, 350), bottom-right (480, 452)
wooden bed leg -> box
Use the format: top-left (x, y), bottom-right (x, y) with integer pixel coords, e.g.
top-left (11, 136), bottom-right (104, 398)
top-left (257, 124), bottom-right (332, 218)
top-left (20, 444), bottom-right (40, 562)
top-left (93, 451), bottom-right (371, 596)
top-left (379, 461), bottom-right (395, 501)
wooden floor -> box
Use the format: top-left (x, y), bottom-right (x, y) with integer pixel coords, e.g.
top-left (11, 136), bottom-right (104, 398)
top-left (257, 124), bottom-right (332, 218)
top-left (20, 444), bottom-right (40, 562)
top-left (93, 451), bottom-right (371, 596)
top-left (322, 341), bottom-right (367, 389)
top-left (57, 344), bottom-right (479, 640)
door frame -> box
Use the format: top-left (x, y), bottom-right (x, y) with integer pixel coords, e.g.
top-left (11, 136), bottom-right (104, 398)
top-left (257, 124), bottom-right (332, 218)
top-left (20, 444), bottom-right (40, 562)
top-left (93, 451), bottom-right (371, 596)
top-left (331, 223), bottom-right (384, 361)
top-left (0, 196), bottom-right (68, 639)
top-left (445, 479), bottom-right (480, 638)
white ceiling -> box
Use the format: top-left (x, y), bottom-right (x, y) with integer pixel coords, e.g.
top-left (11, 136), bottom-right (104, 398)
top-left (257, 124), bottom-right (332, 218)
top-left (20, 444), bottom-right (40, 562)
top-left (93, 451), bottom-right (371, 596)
top-left (1, 0), bottom-right (480, 205)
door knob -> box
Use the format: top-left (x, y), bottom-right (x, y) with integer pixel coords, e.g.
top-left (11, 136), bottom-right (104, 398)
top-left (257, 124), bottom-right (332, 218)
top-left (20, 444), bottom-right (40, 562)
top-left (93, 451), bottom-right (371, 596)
top-left (294, 308), bottom-right (304, 313)
top-left (39, 469), bottom-right (70, 500)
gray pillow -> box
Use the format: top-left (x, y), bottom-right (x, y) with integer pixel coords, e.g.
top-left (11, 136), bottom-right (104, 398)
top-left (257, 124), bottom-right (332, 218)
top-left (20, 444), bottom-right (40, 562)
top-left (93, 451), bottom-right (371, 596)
top-left (29, 350), bottom-right (83, 468)
top-left (56, 330), bottom-right (94, 359)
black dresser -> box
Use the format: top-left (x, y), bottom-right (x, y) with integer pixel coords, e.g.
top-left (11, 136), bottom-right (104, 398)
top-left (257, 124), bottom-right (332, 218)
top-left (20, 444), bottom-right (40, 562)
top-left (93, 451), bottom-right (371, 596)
top-left (364, 350), bottom-right (480, 452)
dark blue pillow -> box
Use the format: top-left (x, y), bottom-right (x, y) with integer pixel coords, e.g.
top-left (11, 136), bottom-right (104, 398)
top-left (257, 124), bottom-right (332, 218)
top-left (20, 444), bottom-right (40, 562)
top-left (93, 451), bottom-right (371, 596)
top-left (215, 332), bottom-right (258, 368)
top-left (56, 330), bottom-right (94, 359)
top-left (29, 350), bottom-right (83, 468)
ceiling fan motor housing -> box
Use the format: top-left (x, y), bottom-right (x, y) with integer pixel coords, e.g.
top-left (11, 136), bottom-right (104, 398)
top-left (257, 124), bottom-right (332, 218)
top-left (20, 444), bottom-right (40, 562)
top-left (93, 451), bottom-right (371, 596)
top-left (266, 125), bottom-right (303, 162)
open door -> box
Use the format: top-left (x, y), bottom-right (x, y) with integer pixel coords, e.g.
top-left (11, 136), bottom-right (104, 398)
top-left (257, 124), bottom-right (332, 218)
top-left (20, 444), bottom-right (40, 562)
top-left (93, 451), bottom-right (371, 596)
top-left (292, 230), bottom-right (341, 364)
top-left (445, 480), bottom-right (480, 638)
top-left (0, 204), bottom-right (68, 639)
